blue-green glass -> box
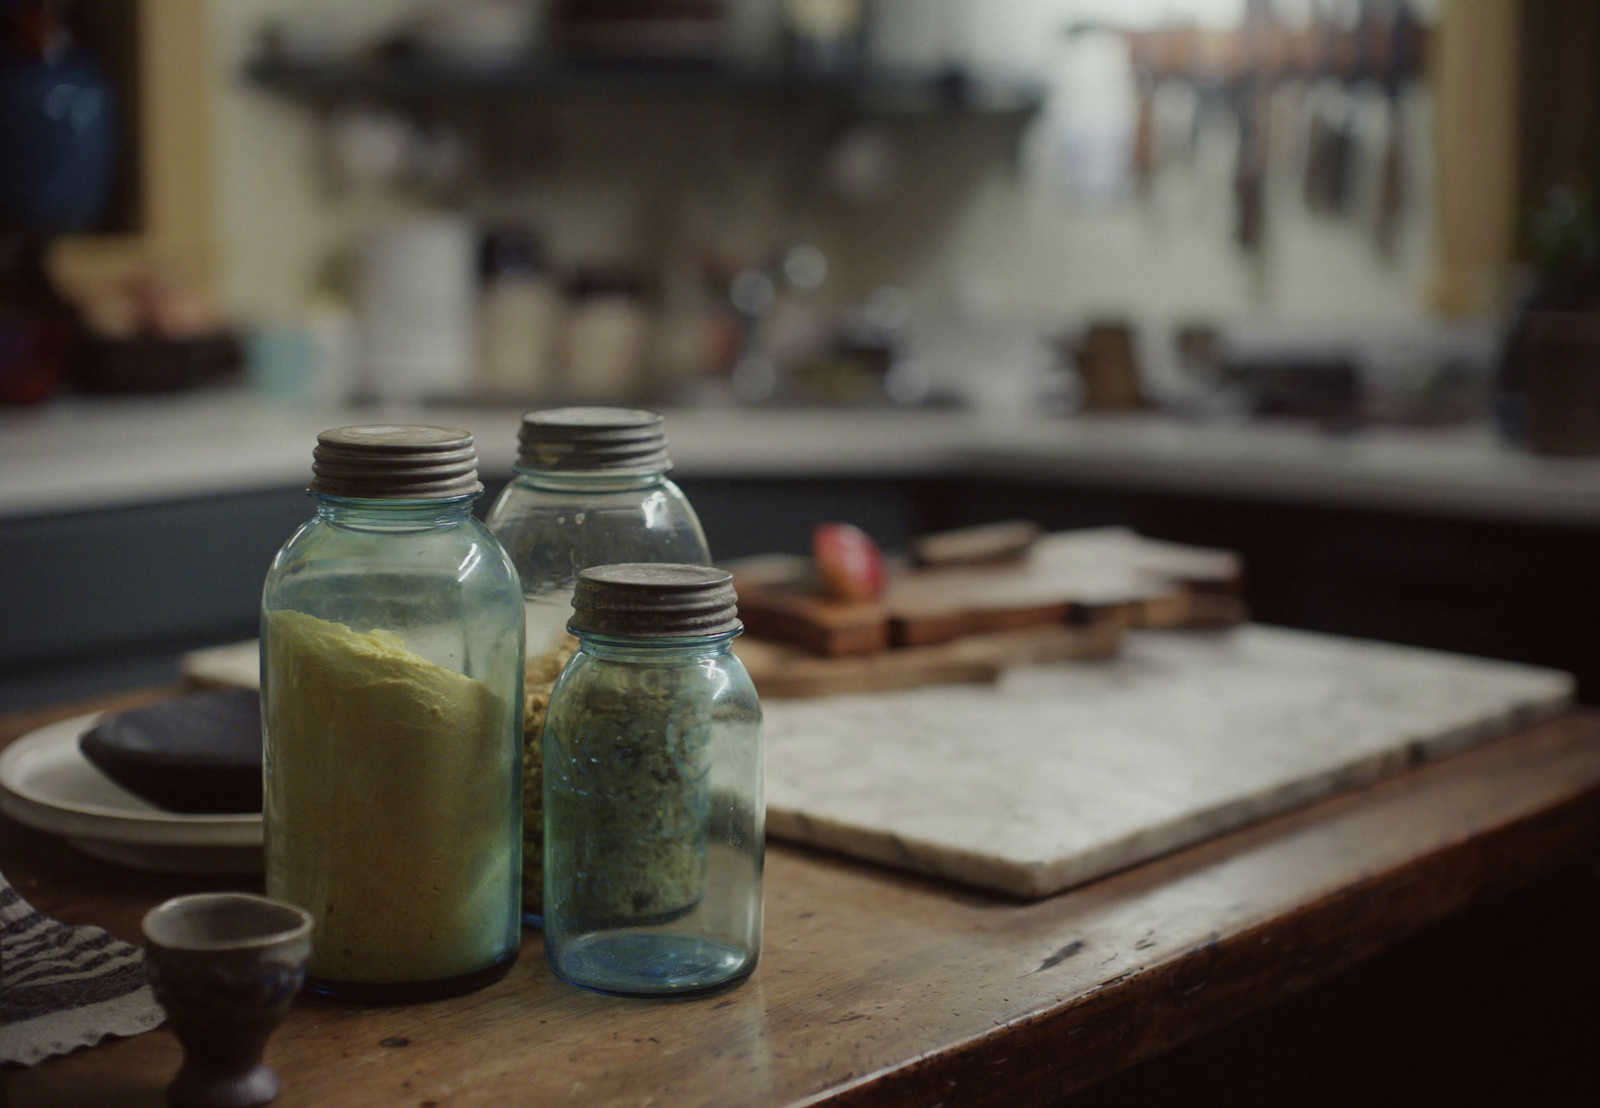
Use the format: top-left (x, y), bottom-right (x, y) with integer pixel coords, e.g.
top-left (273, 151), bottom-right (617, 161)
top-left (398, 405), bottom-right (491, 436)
top-left (260, 494), bottom-right (524, 1002)
top-left (543, 631), bottom-right (763, 997)
top-left (487, 467), bottom-right (710, 653)
top-left (486, 466), bottom-right (711, 927)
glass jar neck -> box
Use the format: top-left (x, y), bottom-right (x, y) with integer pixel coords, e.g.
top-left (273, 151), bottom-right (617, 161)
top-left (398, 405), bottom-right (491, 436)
top-left (313, 494), bottom-right (477, 530)
top-left (512, 467), bottom-right (669, 494)
top-left (576, 631), bottom-right (737, 663)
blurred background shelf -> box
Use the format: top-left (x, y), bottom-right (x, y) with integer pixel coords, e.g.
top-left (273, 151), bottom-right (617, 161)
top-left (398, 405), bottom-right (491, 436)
top-left (243, 57), bottom-right (1049, 117)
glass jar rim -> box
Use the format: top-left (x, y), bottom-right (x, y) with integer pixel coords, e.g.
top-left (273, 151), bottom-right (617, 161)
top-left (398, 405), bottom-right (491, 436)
top-left (572, 628), bottom-right (742, 649)
top-left (511, 464), bottom-right (669, 483)
top-left (312, 491), bottom-right (480, 507)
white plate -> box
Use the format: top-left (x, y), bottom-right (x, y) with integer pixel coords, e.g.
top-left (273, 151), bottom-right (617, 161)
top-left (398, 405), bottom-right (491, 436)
top-left (0, 713), bottom-right (263, 875)
top-left (181, 640), bottom-right (259, 691)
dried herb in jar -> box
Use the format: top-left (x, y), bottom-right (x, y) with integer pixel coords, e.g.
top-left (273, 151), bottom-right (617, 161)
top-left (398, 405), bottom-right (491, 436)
top-left (543, 658), bottom-right (711, 926)
top-left (522, 635), bottom-right (578, 916)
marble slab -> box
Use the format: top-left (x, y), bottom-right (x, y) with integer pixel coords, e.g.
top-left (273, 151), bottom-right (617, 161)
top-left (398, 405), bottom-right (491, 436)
top-left (762, 625), bottom-right (1575, 899)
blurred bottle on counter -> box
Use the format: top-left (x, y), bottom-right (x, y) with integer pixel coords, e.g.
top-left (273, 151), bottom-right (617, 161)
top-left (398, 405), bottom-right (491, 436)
top-left (408, 0), bottom-right (546, 67)
top-left (784, 0), bottom-right (862, 73)
top-left (564, 270), bottom-right (649, 403)
top-left (865, 0), bottom-right (952, 71)
top-left (653, 251), bottom-right (741, 402)
top-left (725, 0), bottom-right (783, 69)
top-left (357, 216), bottom-right (477, 403)
top-left (244, 296), bottom-right (359, 403)
top-left (477, 226), bottom-right (562, 400)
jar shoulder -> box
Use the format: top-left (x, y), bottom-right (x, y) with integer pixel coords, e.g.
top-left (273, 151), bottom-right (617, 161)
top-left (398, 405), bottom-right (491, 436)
top-left (264, 513), bottom-right (523, 597)
top-left (553, 647), bottom-right (759, 704)
top-left (487, 476), bottom-right (711, 574)
top-left (489, 475), bottom-right (700, 515)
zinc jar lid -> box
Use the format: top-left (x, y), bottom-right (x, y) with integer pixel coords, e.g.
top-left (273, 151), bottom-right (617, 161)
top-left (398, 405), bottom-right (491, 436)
top-left (309, 425), bottom-right (482, 499)
top-left (517, 407), bottom-right (671, 474)
top-left (569, 564), bottom-right (741, 639)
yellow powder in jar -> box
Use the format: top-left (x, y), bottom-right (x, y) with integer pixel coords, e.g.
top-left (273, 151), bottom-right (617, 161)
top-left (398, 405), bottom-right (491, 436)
top-left (264, 609), bottom-right (518, 985)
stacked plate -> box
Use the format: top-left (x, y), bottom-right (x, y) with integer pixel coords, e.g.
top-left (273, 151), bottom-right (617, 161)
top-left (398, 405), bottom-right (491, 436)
top-left (0, 713), bottom-right (262, 875)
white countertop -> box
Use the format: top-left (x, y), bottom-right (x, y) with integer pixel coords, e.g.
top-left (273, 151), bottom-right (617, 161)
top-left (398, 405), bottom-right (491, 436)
top-left (4, 391), bottom-right (1600, 527)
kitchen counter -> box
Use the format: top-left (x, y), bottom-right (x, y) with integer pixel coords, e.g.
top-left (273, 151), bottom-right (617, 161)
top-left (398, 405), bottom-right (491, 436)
top-left (10, 393), bottom-right (1600, 711)
top-left (7, 689), bottom-right (1600, 1106)
top-left (6, 392), bottom-right (1600, 527)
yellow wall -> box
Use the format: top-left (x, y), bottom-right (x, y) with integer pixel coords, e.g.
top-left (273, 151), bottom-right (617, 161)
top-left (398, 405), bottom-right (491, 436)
top-left (1431, 0), bottom-right (1522, 316)
top-left (52, 0), bottom-right (217, 298)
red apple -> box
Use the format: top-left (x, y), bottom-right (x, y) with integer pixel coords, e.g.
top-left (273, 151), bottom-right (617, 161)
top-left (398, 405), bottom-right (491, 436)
top-left (813, 522), bottom-right (885, 602)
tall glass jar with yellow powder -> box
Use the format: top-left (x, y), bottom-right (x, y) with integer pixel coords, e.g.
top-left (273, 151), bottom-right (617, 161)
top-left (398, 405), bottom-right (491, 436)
top-left (485, 408), bottom-right (710, 926)
top-left (261, 426), bottom-right (524, 1001)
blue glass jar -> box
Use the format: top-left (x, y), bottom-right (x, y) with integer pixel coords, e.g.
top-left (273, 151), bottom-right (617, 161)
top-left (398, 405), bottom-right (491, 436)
top-left (543, 564), bottom-right (763, 997)
top-left (485, 408), bottom-right (711, 926)
top-left (261, 426), bottom-right (524, 1002)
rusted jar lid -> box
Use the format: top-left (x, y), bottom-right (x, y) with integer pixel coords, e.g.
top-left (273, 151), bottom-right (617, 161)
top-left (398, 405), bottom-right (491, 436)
top-left (569, 563), bottom-right (741, 639)
top-left (517, 407), bottom-right (671, 474)
top-left (309, 425), bottom-right (482, 499)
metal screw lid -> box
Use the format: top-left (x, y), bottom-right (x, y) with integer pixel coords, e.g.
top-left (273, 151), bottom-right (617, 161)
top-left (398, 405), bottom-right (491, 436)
top-left (517, 407), bottom-right (672, 474)
top-left (569, 564), bottom-right (741, 639)
top-left (309, 425), bottom-right (482, 499)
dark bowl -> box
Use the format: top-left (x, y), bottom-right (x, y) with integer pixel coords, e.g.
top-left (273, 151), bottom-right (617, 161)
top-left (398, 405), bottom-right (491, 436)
top-left (73, 333), bottom-right (241, 394)
top-left (80, 688), bottom-right (262, 814)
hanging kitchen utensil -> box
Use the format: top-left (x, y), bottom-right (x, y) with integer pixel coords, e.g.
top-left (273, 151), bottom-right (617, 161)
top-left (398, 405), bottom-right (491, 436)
top-left (1302, 0), bottom-right (1359, 217)
top-left (1374, 1), bottom-right (1422, 257)
top-left (1232, 0), bottom-right (1273, 254)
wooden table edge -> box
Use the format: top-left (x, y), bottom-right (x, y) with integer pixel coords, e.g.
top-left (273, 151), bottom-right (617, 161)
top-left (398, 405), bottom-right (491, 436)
top-left (798, 710), bottom-right (1600, 1107)
top-left (4, 695), bottom-right (1600, 1108)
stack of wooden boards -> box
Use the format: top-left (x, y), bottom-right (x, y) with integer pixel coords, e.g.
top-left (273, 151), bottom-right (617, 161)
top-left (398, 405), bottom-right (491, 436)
top-left (730, 526), bottom-right (1247, 698)
top-left (181, 526), bottom-right (1247, 701)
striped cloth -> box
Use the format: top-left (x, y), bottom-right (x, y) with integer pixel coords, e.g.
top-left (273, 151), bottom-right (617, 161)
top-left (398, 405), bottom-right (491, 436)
top-left (0, 873), bottom-right (164, 1065)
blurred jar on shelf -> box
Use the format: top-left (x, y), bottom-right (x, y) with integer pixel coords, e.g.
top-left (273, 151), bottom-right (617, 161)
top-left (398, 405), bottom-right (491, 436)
top-left (357, 217), bottom-right (478, 402)
top-left (408, 0), bottom-right (546, 67)
top-left (477, 226), bottom-right (563, 401)
top-left (784, 0), bottom-right (862, 72)
top-left (244, 297), bottom-right (360, 404)
top-left (563, 270), bottom-right (649, 403)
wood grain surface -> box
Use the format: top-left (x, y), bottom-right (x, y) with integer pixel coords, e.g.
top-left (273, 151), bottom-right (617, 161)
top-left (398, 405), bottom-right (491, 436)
top-left (735, 621), bottom-right (1125, 698)
top-left (732, 530), bottom-right (1244, 657)
top-left (5, 693), bottom-right (1600, 1108)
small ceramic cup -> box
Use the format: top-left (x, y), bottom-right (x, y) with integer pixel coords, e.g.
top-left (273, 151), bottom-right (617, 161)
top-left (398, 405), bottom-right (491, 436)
top-left (142, 893), bottom-right (313, 1108)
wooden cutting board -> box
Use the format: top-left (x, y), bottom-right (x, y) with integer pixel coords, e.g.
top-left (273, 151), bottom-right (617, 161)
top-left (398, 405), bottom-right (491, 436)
top-left (731, 528), bottom-right (1245, 656)
top-left (735, 620), bottom-right (1123, 698)
top-left (762, 625), bottom-right (1575, 899)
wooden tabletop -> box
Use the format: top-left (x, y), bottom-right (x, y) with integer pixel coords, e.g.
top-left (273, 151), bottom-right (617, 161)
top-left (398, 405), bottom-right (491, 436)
top-left (6, 690), bottom-right (1600, 1108)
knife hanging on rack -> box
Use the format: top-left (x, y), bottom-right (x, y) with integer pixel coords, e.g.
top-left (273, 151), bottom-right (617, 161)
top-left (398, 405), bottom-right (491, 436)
top-left (1375, 0), bottom-right (1422, 257)
top-left (1303, 0), bottom-right (1359, 218)
top-left (1233, 0), bottom-right (1273, 255)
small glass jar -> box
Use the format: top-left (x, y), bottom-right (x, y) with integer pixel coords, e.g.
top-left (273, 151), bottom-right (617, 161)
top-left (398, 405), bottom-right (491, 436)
top-left (485, 407), bottom-right (711, 925)
top-left (261, 426), bottom-right (524, 1002)
top-left (543, 564), bottom-right (763, 997)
